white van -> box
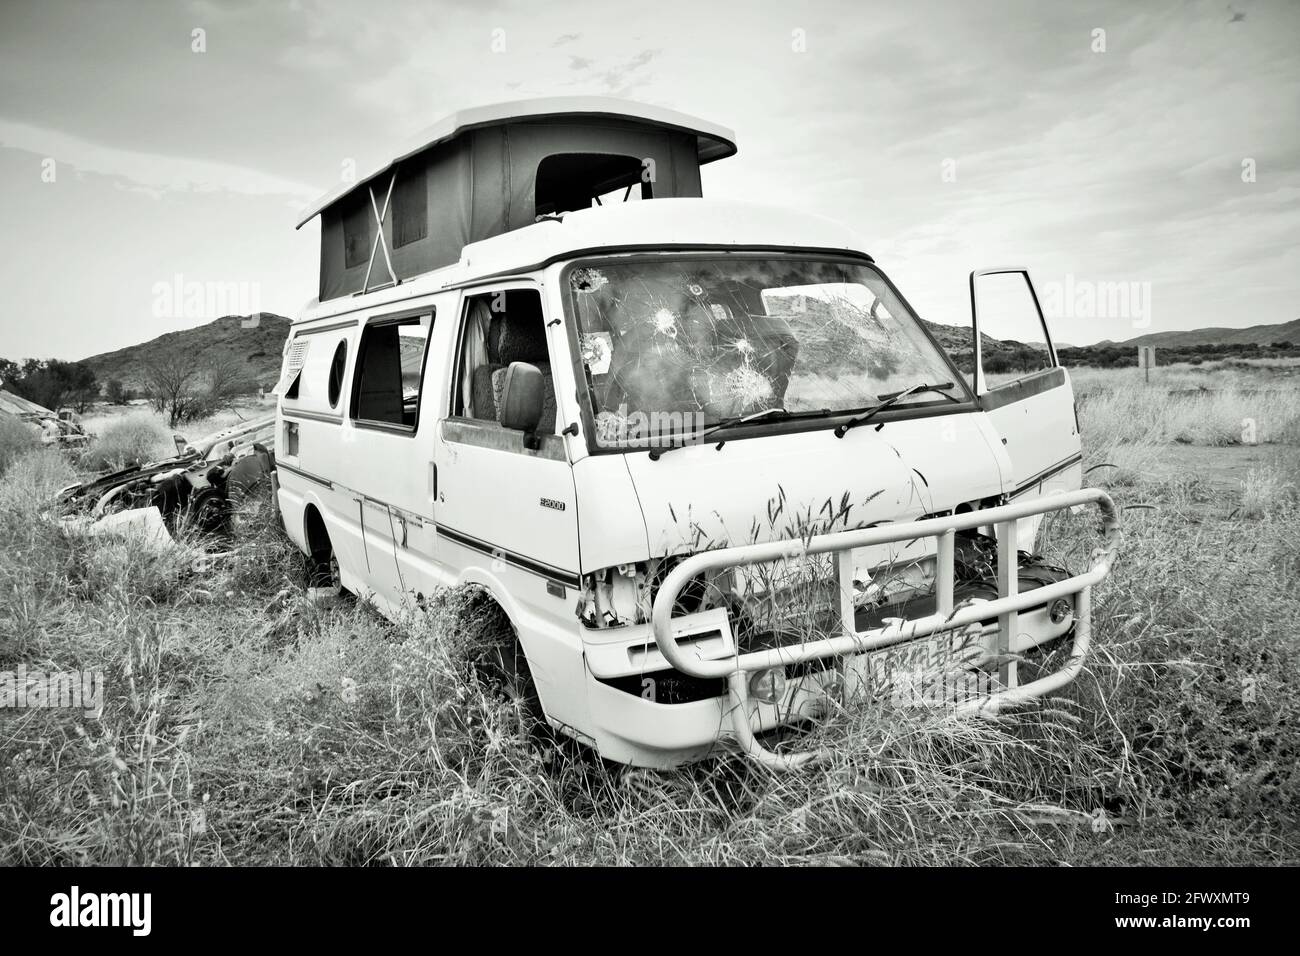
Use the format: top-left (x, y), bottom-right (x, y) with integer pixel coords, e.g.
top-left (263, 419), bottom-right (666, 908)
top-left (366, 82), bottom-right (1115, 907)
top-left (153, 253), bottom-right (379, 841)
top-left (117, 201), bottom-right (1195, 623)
top-left (276, 98), bottom-right (1119, 769)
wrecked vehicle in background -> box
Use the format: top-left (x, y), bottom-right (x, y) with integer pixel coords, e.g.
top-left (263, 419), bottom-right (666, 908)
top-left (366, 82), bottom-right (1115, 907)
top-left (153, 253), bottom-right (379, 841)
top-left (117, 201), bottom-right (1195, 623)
top-left (0, 388), bottom-right (91, 448)
top-left (57, 415), bottom-right (277, 544)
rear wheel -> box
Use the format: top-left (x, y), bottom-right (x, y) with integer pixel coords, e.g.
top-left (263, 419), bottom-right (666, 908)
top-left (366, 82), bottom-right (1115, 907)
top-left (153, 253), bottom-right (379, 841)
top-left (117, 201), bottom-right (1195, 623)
top-left (306, 550), bottom-right (341, 590)
top-left (303, 508), bottom-right (343, 594)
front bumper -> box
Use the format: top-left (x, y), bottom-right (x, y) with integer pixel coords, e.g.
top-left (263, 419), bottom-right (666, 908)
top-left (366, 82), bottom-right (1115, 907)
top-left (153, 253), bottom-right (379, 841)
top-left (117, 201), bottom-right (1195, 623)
top-left (585, 489), bottom-right (1120, 770)
top-left (583, 597), bottom-right (1078, 769)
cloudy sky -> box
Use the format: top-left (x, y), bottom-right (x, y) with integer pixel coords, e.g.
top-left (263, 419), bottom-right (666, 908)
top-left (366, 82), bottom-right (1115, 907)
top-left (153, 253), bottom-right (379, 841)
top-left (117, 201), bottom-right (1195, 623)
top-left (1, 0), bottom-right (1297, 360)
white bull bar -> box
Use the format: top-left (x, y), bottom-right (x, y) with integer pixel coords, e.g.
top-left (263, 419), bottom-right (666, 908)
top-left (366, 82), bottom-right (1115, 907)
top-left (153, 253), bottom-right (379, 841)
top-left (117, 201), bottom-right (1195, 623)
top-left (650, 488), bottom-right (1122, 770)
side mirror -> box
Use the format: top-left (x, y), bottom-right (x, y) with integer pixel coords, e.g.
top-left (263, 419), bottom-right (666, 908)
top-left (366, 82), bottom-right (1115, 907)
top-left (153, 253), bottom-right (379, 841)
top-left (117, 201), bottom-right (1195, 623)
top-left (499, 362), bottom-right (545, 448)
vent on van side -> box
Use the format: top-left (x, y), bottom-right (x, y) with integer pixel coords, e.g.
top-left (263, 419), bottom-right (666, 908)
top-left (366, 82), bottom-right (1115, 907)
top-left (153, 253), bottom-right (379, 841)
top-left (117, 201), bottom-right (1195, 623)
top-left (276, 339), bottom-right (310, 398)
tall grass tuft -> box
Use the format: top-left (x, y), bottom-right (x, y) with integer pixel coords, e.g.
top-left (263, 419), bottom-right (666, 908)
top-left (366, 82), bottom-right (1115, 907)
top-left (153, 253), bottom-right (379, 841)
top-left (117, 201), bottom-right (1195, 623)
top-left (78, 415), bottom-right (172, 472)
top-left (0, 415), bottom-right (39, 478)
top-left (1240, 465), bottom-right (1297, 519)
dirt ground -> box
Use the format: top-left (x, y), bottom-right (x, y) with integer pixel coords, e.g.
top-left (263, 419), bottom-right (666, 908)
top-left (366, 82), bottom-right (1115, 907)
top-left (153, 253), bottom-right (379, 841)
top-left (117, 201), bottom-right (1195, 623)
top-left (1135, 441), bottom-right (1300, 493)
top-left (75, 396), bottom-right (277, 439)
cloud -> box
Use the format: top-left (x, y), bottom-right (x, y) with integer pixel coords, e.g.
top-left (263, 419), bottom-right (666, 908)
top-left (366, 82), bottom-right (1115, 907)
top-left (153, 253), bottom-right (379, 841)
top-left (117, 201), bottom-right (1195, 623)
top-left (0, 0), bottom-right (1297, 358)
top-left (0, 119), bottom-right (319, 202)
top-left (581, 48), bottom-right (663, 94)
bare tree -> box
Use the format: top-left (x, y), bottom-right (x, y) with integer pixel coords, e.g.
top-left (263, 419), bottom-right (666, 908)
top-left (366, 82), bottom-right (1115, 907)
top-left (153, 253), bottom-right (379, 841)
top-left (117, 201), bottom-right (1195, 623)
top-left (141, 353), bottom-right (203, 426)
top-left (141, 353), bottom-right (252, 427)
top-left (202, 355), bottom-right (256, 413)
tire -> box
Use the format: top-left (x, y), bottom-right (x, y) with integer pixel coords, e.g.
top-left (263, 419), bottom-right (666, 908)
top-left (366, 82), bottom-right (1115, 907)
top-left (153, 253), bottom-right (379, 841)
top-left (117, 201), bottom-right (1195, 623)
top-left (483, 627), bottom-right (546, 733)
top-left (459, 590), bottom-right (548, 738)
top-left (305, 529), bottom-right (342, 592)
top-left (306, 550), bottom-right (340, 590)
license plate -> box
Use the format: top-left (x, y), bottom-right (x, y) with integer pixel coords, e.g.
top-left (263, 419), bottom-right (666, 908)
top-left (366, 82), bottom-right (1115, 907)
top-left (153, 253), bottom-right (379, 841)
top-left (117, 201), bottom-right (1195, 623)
top-left (844, 627), bottom-right (987, 707)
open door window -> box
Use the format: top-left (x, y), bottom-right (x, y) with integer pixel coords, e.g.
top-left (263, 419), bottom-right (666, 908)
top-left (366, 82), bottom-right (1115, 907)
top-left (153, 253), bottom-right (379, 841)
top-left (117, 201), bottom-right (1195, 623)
top-left (970, 268), bottom-right (1081, 549)
top-left (969, 268), bottom-right (1059, 398)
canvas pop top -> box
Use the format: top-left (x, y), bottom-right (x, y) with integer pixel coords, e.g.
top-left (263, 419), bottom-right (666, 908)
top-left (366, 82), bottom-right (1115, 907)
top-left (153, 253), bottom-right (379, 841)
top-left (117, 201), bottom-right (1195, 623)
top-left (275, 96), bottom-right (1120, 769)
top-left (296, 97), bottom-right (736, 301)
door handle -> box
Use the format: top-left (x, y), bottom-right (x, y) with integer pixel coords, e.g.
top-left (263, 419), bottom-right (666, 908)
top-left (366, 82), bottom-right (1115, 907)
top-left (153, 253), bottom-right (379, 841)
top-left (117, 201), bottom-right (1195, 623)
top-left (429, 461), bottom-right (438, 500)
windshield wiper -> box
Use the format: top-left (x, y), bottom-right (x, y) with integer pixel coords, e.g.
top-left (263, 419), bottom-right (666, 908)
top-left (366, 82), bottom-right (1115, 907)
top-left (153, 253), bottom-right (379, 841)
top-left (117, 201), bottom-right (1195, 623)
top-left (832, 382), bottom-right (958, 438)
top-left (648, 408), bottom-right (798, 460)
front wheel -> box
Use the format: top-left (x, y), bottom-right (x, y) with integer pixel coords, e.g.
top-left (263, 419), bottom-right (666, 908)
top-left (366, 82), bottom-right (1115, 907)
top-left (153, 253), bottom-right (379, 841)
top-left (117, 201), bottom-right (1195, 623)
top-left (447, 588), bottom-right (548, 738)
top-left (479, 621), bottom-right (547, 735)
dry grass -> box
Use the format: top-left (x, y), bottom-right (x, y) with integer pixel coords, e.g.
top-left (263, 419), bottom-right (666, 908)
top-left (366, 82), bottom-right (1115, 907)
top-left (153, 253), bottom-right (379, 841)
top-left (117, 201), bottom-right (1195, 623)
top-left (1, 362), bottom-right (1298, 865)
top-left (1241, 465), bottom-right (1298, 519)
top-left (72, 399), bottom-right (277, 472)
top-left (1072, 373), bottom-right (1300, 450)
top-left (0, 416), bottom-right (39, 479)
top-left (76, 415), bottom-right (172, 472)
top-left (78, 398), bottom-right (275, 442)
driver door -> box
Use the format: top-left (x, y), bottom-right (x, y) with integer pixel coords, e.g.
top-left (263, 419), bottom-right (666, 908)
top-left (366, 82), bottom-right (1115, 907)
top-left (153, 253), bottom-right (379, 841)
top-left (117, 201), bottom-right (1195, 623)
top-left (970, 268), bottom-right (1081, 549)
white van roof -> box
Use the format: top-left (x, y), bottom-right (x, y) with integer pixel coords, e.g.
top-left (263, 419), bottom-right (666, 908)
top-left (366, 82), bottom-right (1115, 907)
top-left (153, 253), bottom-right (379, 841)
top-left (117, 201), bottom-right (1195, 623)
top-left (460, 197), bottom-right (869, 267)
top-left (293, 198), bottom-right (872, 325)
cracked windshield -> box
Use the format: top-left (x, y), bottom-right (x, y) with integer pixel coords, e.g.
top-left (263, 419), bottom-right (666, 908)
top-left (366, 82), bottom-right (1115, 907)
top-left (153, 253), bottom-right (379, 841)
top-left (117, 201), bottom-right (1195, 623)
top-left (565, 256), bottom-right (960, 446)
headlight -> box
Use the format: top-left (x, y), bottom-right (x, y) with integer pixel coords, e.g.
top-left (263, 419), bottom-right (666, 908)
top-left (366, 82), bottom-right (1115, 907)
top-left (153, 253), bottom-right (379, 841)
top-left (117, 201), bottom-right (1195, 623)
top-left (1049, 598), bottom-right (1072, 625)
top-left (579, 558), bottom-right (717, 628)
top-left (749, 667), bottom-right (788, 704)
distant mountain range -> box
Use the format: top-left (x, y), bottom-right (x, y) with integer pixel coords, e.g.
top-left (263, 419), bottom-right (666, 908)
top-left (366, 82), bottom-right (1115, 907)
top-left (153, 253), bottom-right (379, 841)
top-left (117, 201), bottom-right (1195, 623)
top-left (1094, 317), bottom-right (1300, 349)
top-left (73, 312), bottom-right (1300, 396)
top-left (82, 312), bottom-right (999, 395)
top-left (80, 314), bottom-right (292, 392)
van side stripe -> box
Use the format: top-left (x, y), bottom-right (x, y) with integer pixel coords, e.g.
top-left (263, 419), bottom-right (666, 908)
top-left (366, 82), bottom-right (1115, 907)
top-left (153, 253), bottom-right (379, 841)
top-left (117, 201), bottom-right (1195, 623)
top-left (437, 525), bottom-right (581, 588)
top-left (276, 461), bottom-right (333, 488)
top-left (276, 464), bottom-right (579, 587)
top-left (1007, 452), bottom-right (1083, 499)
top-left (282, 409), bottom-right (343, 425)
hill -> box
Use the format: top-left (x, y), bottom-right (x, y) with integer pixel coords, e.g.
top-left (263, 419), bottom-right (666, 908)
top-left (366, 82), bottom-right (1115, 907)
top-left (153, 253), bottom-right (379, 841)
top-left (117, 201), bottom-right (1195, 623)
top-left (74, 310), bottom-right (1300, 398)
top-left (919, 318), bottom-right (1004, 354)
top-left (81, 314), bottom-right (291, 393)
top-left (1099, 318), bottom-right (1300, 349)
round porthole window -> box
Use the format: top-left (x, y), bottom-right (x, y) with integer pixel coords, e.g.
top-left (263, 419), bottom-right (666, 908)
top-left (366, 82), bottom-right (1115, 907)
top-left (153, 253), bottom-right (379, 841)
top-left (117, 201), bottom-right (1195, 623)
top-left (328, 340), bottom-right (347, 408)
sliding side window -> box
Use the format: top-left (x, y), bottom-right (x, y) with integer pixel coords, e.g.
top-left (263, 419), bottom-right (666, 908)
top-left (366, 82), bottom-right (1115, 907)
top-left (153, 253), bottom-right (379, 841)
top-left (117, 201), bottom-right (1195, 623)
top-left (350, 311), bottom-right (433, 430)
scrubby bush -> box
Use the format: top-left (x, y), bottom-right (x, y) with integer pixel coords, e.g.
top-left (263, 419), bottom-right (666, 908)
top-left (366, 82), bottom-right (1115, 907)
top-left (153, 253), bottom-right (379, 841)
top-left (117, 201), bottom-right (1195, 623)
top-left (79, 415), bottom-right (171, 472)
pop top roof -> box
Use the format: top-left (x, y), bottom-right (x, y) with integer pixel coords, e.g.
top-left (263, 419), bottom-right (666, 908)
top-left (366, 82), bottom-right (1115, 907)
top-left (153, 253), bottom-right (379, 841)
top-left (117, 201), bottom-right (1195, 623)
top-left (294, 96), bottom-right (737, 230)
